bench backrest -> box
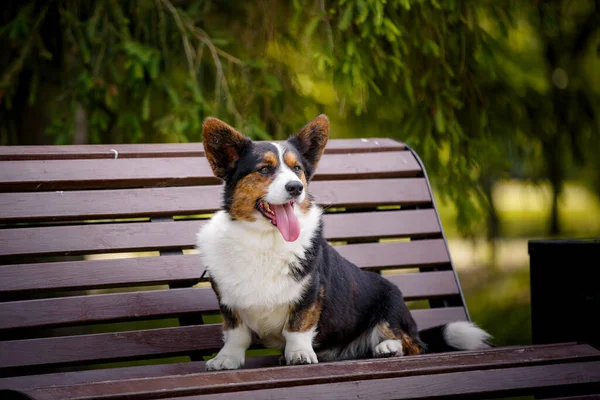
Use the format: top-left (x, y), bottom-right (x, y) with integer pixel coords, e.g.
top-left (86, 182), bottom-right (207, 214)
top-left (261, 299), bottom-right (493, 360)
top-left (0, 139), bottom-right (468, 377)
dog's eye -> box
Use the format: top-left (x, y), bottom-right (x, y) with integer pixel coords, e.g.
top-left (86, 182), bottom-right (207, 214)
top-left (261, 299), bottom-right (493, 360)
top-left (258, 166), bottom-right (272, 175)
top-left (293, 165), bottom-right (302, 173)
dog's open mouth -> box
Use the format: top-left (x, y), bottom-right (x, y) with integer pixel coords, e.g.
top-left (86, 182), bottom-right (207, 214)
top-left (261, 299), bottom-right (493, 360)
top-left (257, 200), bottom-right (300, 242)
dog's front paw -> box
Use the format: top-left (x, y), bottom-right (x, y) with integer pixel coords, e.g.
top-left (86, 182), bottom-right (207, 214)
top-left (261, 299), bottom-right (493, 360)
top-left (285, 348), bottom-right (318, 365)
top-left (205, 354), bottom-right (244, 371)
top-left (374, 339), bottom-right (403, 358)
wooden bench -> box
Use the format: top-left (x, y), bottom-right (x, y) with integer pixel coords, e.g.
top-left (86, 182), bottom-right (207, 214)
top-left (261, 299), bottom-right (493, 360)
top-left (0, 139), bottom-right (599, 400)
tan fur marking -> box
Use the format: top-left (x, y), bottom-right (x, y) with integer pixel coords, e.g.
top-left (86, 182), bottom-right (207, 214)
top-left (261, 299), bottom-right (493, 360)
top-left (230, 172), bottom-right (272, 221)
top-left (376, 322), bottom-right (422, 355)
top-left (284, 151), bottom-right (298, 168)
top-left (222, 308), bottom-right (243, 331)
top-left (286, 288), bottom-right (324, 332)
top-left (400, 332), bottom-right (422, 355)
top-left (376, 322), bottom-right (397, 340)
top-left (263, 151), bottom-right (279, 167)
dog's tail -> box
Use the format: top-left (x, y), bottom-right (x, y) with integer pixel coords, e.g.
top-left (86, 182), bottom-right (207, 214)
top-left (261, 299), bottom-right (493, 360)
top-left (418, 321), bottom-right (493, 353)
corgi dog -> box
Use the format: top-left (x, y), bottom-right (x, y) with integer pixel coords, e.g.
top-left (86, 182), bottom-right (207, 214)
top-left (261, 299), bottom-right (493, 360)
top-left (196, 115), bottom-right (491, 370)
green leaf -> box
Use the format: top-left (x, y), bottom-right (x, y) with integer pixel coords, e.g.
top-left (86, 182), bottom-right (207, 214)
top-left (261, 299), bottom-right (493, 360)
top-left (304, 15), bottom-right (323, 38)
top-left (356, 0), bottom-right (369, 23)
top-left (368, 79), bottom-right (382, 96)
top-left (263, 73), bottom-right (283, 93)
top-left (399, 0), bottom-right (411, 11)
top-left (28, 72), bottom-right (39, 105)
top-left (339, 3), bottom-right (354, 31)
top-left (383, 19), bottom-right (401, 37)
top-left (434, 96), bottom-right (446, 133)
top-left (404, 73), bottom-right (415, 105)
top-left (142, 90), bottom-right (150, 120)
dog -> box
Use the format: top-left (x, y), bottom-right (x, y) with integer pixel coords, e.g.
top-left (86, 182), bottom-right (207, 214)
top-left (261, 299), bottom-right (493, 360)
top-left (196, 114), bottom-right (492, 370)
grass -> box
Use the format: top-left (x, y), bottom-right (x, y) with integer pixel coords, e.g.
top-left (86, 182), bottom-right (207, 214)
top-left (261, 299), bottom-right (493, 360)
top-left (437, 180), bottom-right (600, 239)
top-left (439, 180), bottom-right (600, 347)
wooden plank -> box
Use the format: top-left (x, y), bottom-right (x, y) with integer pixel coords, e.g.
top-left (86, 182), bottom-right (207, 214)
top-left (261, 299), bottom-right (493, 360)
top-left (0, 255), bottom-right (203, 294)
top-left (323, 209), bottom-right (440, 241)
top-left (0, 152), bottom-right (421, 191)
top-left (0, 139), bottom-right (405, 161)
top-left (0, 343), bottom-right (591, 392)
top-left (0, 308), bottom-right (465, 369)
top-left (155, 362), bottom-right (600, 400)
top-left (334, 239), bottom-right (449, 270)
top-left (0, 272), bottom-right (458, 330)
top-left (0, 210), bottom-right (441, 258)
top-left (0, 240), bottom-right (449, 293)
top-left (0, 359), bottom-right (267, 391)
top-left (0, 178), bottom-right (431, 223)
top-left (15, 345), bottom-right (600, 399)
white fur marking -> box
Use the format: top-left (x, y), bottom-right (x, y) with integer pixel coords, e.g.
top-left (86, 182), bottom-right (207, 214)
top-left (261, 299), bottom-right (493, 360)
top-left (443, 321), bottom-right (492, 350)
top-left (197, 204), bottom-right (322, 348)
top-left (205, 325), bottom-right (252, 371)
top-left (374, 339), bottom-right (403, 357)
top-left (283, 327), bottom-right (318, 365)
top-left (266, 143), bottom-right (305, 204)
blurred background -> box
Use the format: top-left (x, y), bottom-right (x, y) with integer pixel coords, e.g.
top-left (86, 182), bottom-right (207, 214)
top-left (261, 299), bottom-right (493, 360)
top-left (1, 0), bottom-right (599, 347)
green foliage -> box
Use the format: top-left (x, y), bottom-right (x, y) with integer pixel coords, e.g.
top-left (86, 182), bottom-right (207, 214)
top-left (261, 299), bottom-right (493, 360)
top-left (1, 0), bottom-right (599, 234)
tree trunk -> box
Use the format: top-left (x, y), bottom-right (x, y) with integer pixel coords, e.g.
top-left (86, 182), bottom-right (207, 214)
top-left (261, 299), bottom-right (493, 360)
top-left (547, 141), bottom-right (562, 236)
top-left (483, 175), bottom-right (499, 269)
top-left (73, 104), bottom-right (88, 144)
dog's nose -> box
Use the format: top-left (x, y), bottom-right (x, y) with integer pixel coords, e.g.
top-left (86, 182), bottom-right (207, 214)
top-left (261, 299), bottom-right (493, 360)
top-left (285, 181), bottom-right (304, 197)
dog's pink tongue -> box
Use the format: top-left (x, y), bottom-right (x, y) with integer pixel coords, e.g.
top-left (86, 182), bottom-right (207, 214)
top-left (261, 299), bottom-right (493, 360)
top-left (273, 203), bottom-right (300, 242)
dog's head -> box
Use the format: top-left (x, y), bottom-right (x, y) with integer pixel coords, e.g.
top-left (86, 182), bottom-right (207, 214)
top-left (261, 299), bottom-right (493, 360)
top-left (202, 115), bottom-right (329, 242)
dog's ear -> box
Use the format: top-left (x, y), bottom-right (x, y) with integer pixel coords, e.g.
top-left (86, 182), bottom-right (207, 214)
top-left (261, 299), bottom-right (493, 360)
top-left (287, 114), bottom-right (329, 177)
top-left (202, 118), bottom-right (250, 180)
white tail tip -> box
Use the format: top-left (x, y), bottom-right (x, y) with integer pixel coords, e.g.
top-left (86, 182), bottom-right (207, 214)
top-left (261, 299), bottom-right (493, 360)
top-left (443, 321), bottom-right (492, 350)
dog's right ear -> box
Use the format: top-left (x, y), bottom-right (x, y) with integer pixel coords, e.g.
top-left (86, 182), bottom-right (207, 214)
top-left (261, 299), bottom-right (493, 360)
top-left (202, 118), bottom-right (250, 180)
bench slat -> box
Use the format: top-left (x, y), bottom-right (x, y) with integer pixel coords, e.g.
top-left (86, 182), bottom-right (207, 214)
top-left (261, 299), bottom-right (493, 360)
top-left (0, 272), bottom-right (458, 330)
top-left (0, 139), bottom-right (405, 161)
top-left (0, 178), bottom-right (431, 222)
top-left (1, 343), bottom-right (594, 392)
top-left (0, 308), bottom-right (466, 369)
top-left (0, 152), bottom-right (421, 191)
top-left (147, 362), bottom-right (600, 400)
top-left (0, 210), bottom-right (441, 258)
top-left (0, 240), bottom-right (450, 293)
top-left (17, 345), bottom-right (600, 399)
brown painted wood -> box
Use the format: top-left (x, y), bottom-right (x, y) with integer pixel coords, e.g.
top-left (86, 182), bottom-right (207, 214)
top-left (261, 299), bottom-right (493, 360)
top-left (0, 271), bottom-right (458, 330)
top-left (334, 239), bottom-right (450, 271)
top-left (0, 343), bottom-right (589, 392)
top-left (0, 240), bottom-right (449, 293)
top-left (0, 152), bottom-right (421, 191)
top-left (0, 178), bottom-right (431, 222)
top-left (323, 209), bottom-right (440, 241)
top-left (0, 139), bottom-right (405, 161)
top-left (0, 255), bottom-right (203, 293)
top-left (0, 210), bottom-right (441, 258)
top-left (154, 362), bottom-right (600, 400)
top-left (0, 357), bottom-right (281, 392)
top-left (17, 345), bottom-right (600, 399)
top-left (0, 308), bottom-right (465, 370)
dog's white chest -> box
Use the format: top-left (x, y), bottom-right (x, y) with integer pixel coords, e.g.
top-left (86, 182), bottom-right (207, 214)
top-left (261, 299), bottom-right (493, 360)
top-left (196, 210), bottom-right (319, 342)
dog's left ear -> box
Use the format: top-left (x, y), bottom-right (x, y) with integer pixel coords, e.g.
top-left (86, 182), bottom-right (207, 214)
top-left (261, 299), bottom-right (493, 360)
top-left (287, 114), bottom-right (329, 177)
top-left (202, 117), bottom-right (250, 180)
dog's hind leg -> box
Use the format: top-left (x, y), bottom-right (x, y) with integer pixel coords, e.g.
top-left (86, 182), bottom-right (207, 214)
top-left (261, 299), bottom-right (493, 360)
top-left (371, 322), bottom-right (423, 358)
